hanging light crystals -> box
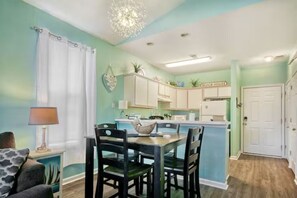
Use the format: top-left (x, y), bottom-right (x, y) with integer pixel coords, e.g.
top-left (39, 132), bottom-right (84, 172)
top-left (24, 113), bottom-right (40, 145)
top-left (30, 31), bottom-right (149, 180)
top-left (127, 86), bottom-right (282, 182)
top-left (108, 0), bottom-right (147, 38)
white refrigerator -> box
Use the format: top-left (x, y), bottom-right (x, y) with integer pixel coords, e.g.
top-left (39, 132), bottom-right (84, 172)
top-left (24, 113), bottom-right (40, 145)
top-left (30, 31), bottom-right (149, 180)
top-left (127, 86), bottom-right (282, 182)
top-left (200, 100), bottom-right (229, 121)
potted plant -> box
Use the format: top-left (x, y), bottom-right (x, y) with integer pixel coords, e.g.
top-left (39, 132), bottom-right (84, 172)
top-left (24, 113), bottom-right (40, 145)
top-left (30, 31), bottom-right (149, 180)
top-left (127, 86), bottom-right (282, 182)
top-left (132, 62), bottom-right (142, 73)
top-left (190, 79), bottom-right (200, 87)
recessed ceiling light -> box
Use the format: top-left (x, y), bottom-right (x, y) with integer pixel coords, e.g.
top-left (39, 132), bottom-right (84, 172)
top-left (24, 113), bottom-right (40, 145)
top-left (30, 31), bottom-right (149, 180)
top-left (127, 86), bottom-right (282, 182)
top-left (165, 56), bottom-right (212, 68)
top-left (264, 56), bottom-right (274, 62)
top-left (180, 33), bottom-right (189, 37)
top-left (146, 42), bottom-right (154, 46)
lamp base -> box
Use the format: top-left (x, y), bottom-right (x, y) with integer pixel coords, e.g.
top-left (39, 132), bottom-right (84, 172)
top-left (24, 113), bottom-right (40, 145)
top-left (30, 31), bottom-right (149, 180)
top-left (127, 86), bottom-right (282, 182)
top-left (36, 146), bottom-right (51, 153)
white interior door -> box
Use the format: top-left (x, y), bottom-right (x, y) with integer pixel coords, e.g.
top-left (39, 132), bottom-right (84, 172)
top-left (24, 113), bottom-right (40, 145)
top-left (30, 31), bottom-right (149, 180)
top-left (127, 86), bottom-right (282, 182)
top-left (243, 86), bottom-right (283, 156)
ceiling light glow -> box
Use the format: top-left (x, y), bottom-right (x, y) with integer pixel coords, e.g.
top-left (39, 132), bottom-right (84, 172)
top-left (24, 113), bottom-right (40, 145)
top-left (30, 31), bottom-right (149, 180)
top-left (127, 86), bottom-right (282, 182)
top-left (264, 56), bottom-right (274, 62)
top-left (165, 56), bottom-right (212, 68)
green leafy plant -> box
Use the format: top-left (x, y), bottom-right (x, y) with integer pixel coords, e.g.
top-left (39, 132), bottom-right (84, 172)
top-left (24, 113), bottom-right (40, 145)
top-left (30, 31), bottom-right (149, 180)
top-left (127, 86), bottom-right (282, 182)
top-left (169, 81), bottom-right (177, 87)
top-left (190, 79), bottom-right (200, 87)
top-left (132, 62), bottom-right (142, 73)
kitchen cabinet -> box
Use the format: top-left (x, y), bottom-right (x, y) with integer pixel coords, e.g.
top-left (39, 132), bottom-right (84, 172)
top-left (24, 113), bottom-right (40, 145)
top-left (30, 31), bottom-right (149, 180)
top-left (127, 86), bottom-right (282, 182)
top-left (168, 86), bottom-right (177, 109)
top-left (218, 87), bottom-right (231, 97)
top-left (176, 89), bottom-right (188, 109)
top-left (148, 80), bottom-right (158, 107)
top-left (124, 74), bottom-right (158, 108)
top-left (188, 89), bottom-right (203, 110)
top-left (203, 86), bottom-right (231, 99)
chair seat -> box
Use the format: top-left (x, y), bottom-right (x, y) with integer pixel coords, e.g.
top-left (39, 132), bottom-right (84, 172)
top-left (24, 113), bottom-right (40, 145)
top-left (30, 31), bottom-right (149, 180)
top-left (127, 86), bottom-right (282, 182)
top-left (164, 156), bottom-right (184, 170)
top-left (104, 162), bottom-right (152, 179)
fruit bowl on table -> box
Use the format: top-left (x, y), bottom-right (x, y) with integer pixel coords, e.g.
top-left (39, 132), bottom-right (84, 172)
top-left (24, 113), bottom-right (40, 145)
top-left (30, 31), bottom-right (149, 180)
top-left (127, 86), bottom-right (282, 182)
top-left (131, 119), bottom-right (156, 136)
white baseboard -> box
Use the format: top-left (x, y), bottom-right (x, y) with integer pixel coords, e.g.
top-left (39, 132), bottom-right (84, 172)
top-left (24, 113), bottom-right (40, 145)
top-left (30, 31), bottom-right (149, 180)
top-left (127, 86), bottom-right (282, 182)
top-left (230, 151), bottom-right (241, 160)
top-left (176, 175), bottom-right (228, 190)
top-left (199, 178), bottom-right (228, 190)
top-left (63, 168), bottom-right (98, 185)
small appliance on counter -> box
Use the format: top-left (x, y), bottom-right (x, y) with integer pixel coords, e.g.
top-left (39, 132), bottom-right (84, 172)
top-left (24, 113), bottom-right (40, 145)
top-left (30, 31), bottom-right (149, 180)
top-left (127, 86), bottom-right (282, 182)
top-left (188, 113), bottom-right (196, 121)
top-left (149, 115), bottom-right (164, 120)
top-left (171, 115), bottom-right (187, 121)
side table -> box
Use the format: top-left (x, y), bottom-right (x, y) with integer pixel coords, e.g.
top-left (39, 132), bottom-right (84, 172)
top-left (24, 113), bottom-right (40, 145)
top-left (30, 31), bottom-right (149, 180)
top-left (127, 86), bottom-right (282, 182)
top-left (30, 150), bottom-right (64, 198)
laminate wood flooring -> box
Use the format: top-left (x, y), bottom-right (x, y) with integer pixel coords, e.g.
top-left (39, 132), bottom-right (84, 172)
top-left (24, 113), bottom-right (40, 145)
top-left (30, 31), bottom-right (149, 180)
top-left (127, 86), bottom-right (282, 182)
top-left (62, 154), bottom-right (297, 198)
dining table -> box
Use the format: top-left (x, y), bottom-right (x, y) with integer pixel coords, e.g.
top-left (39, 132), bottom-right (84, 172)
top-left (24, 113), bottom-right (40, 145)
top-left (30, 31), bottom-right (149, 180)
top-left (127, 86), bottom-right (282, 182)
top-left (85, 133), bottom-right (187, 198)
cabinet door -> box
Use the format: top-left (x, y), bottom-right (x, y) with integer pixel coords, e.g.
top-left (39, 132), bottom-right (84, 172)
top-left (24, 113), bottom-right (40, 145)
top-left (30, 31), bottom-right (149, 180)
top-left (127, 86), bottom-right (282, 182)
top-left (158, 83), bottom-right (165, 95)
top-left (203, 87), bottom-right (218, 98)
top-left (218, 87), bottom-right (231, 98)
top-left (176, 89), bottom-right (188, 109)
top-left (135, 76), bottom-right (148, 106)
top-left (164, 85), bottom-right (171, 97)
top-left (168, 87), bottom-right (176, 109)
top-left (148, 80), bottom-right (158, 108)
top-left (188, 89), bottom-right (202, 109)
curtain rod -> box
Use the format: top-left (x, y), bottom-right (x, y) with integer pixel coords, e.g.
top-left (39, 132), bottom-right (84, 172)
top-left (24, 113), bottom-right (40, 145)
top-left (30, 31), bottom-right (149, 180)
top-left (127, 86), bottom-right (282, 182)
top-left (31, 26), bottom-right (95, 53)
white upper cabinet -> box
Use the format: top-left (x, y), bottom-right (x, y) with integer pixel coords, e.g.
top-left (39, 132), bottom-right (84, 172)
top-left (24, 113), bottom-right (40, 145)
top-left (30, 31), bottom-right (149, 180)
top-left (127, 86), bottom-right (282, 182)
top-left (176, 89), bottom-right (188, 109)
top-left (203, 87), bottom-right (218, 98)
top-left (218, 87), bottom-right (231, 98)
top-left (168, 86), bottom-right (177, 109)
top-left (203, 86), bottom-right (231, 99)
top-left (124, 74), bottom-right (158, 108)
top-left (135, 76), bottom-right (148, 106)
top-left (188, 89), bottom-right (203, 110)
top-left (148, 80), bottom-right (158, 108)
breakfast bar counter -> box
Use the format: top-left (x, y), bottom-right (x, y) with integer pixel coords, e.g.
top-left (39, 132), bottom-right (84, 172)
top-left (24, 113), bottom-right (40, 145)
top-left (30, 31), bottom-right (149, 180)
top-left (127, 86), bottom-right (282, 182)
top-left (115, 119), bottom-right (230, 190)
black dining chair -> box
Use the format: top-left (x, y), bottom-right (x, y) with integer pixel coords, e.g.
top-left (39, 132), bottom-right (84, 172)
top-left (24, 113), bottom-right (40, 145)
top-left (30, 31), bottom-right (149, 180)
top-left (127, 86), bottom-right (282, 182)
top-left (95, 127), bottom-right (152, 198)
top-left (96, 123), bottom-right (139, 160)
top-left (140, 123), bottom-right (180, 193)
top-left (164, 126), bottom-right (204, 198)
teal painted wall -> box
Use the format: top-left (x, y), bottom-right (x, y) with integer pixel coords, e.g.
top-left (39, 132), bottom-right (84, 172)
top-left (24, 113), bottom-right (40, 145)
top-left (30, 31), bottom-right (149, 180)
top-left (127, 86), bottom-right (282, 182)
top-left (230, 61), bottom-right (241, 156)
top-left (174, 69), bottom-right (231, 87)
top-left (0, 0), bottom-right (173, 179)
top-left (241, 62), bottom-right (287, 86)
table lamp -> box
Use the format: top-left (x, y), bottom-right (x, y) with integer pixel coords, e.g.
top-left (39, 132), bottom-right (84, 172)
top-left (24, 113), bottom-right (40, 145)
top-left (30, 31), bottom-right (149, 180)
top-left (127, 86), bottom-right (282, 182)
top-left (118, 100), bottom-right (128, 118)
top-left (29, 107), bottom-right (59, 153)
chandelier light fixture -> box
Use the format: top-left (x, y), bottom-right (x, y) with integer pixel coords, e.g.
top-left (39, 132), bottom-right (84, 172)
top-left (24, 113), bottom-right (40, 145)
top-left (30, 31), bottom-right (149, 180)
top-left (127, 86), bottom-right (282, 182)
top-left (108, 0), bottom-right (147, 38)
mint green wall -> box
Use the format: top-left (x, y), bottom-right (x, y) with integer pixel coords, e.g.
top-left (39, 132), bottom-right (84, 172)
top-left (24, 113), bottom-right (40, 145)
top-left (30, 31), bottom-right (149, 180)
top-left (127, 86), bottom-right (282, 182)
top-left (174, 69), bottom-right (231, 87)
top-left (241, 62), bottom-right (287, 86)
top-left (230, 61), bottom-right (241, 156)
top-left (0, 0), bottom-right (173, 179)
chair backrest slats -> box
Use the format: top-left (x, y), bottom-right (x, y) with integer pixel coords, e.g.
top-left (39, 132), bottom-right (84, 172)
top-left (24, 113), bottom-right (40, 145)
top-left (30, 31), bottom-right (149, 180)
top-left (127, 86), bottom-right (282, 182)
top-left (96, 123), bottom-right (117, 129)
top-left (100, 143), bottom-right (124, 154)
top-left (95, 127), bottom-right (128, 177)
top-left (188, 153), bottom-right (198, 165)
top-left (190, 140), bottom-right (200, 150)
top-left (184, 127), bottom-right (204, 173)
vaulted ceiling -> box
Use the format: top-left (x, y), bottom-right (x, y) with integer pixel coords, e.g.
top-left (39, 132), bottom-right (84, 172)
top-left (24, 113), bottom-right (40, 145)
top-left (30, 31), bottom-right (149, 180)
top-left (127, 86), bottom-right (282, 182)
top-left (23, 0), bottom-right (297, 74)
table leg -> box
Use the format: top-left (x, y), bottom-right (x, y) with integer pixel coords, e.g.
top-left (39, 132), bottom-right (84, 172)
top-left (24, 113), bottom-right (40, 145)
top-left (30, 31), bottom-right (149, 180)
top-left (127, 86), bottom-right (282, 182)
top-left (154, 146), bottom-right (164, 198)
top-left (85, 138), bottom-right (95, 198)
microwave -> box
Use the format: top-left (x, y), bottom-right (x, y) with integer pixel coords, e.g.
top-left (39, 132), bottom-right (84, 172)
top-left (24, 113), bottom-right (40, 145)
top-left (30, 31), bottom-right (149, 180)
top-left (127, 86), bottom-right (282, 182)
top-left (172, 115), bottom-right (187, 121)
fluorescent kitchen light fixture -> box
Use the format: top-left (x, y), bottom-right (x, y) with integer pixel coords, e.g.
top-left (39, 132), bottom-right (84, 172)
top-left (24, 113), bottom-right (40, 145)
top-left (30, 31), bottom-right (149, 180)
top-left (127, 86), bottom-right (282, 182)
top-left (165, 56), bottom-right (212, 68)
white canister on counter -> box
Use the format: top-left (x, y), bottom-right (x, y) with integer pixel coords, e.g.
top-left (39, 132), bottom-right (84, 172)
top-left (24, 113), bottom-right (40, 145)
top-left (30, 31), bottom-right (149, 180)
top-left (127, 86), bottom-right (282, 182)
top-left (189, 113), bottom-right (195, 121)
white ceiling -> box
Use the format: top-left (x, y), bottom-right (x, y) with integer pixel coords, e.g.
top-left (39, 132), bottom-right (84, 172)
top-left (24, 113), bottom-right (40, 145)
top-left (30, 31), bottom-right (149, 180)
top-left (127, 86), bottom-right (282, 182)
top-left (23, 0), bottom-right (297, 75)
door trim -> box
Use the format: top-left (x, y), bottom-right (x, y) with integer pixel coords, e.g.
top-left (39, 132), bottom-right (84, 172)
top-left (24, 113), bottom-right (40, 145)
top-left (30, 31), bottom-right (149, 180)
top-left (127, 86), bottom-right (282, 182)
top-left (240, 84), bottom-right (285, 157)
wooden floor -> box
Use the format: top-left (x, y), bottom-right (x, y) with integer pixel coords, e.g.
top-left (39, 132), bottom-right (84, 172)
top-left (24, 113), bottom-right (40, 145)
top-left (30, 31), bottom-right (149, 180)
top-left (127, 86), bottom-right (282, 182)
top-left (63, 154), bottom-right (297, 198)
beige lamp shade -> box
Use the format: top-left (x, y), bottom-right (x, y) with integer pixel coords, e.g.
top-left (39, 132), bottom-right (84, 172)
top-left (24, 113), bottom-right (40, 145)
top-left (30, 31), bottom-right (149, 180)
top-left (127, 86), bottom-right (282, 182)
top-left (118, 100), bottom-right (128, 110)
top-left (29, 107), bottom-right (59, 125)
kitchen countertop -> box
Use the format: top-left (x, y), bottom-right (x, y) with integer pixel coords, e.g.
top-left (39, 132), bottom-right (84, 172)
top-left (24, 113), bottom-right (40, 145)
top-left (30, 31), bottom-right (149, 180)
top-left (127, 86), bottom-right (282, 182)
top-left (115, 118), bottom-right (230, 128)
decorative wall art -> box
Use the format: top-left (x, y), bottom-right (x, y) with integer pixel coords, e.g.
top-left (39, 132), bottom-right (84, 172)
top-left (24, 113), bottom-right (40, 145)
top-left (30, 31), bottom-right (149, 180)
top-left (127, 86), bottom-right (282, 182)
top-left (102, 65), bottom-right (117, 92)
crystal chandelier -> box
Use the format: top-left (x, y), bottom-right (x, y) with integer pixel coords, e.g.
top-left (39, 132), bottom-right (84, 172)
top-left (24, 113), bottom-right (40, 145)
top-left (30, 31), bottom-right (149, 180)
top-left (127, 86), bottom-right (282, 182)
top-left (108, 0), bottom-right (147, 38)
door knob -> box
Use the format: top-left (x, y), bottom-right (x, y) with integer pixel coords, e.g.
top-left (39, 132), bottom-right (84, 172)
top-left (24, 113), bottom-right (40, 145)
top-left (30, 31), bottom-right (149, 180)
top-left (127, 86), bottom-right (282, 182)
top-left (293, 128), bottom-right (296, 131)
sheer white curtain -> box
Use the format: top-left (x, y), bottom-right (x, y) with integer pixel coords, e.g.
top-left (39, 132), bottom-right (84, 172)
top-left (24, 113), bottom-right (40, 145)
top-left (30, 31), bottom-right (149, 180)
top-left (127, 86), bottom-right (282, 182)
top-left (36, 28), bottom-right (96, 166)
